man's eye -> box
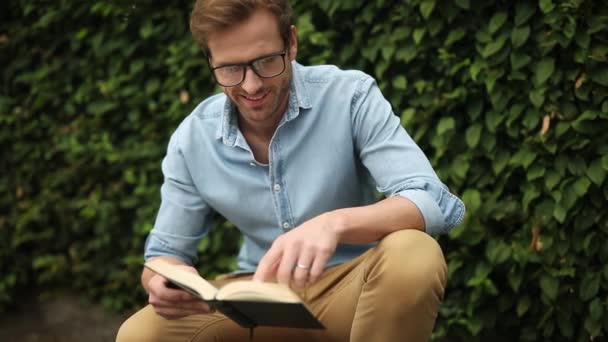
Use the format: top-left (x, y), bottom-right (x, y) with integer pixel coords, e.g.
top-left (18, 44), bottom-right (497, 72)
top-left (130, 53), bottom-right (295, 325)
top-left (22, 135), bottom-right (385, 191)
top-left (223, 65), bottom-right (242, 74)
top-left (254, 56), bottom-right (276, 68)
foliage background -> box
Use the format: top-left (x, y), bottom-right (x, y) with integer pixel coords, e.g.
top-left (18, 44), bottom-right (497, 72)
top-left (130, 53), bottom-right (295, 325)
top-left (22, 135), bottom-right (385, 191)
top-left (1, 0), bottom-right (607, 341)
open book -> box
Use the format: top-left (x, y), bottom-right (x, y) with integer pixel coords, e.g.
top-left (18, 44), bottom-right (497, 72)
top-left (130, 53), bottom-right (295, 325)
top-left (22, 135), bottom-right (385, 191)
top-left (144, 259), bottom-right (324, 330)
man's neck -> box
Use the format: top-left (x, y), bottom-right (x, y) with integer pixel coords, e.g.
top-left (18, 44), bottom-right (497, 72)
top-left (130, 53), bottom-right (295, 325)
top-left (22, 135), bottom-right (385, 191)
top-left (238, 114), bottom-right (281, 143)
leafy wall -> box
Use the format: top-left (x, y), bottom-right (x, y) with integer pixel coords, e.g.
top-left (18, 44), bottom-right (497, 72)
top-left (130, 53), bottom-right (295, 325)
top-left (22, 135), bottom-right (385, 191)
top-left (1, 0), bottom-right (606, 341)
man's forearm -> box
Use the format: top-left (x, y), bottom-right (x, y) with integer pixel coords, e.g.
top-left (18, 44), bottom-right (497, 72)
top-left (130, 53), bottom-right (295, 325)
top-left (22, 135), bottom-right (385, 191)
top-left (329, 196), bottom-right (425, 244)
top-left (141, 255), bottom-right (188, 292)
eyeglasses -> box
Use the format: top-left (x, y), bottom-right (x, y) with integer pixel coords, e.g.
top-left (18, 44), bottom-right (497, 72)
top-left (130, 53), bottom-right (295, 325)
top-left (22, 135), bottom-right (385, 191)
top-left (209, 50), bottom-right (287, 87)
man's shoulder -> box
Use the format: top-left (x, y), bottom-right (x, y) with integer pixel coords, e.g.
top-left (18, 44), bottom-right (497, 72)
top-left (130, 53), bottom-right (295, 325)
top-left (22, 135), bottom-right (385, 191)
top-left (170, 92), bottom-right (226, 143)
top-left (297, 63), bottom-right (372, 85)
top-left (190, 92), bottom-right (226, 120)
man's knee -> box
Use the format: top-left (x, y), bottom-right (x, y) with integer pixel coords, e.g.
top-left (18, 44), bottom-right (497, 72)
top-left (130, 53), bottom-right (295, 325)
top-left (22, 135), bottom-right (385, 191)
top-left (116, 310), bottom-right (156, 342)
top-left (371, 229), bottom-right (447, 292)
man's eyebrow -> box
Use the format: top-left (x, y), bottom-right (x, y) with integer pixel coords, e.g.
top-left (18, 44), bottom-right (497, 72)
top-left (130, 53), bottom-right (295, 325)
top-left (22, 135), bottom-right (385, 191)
top-left (212, 51), bottom-right (281, 67)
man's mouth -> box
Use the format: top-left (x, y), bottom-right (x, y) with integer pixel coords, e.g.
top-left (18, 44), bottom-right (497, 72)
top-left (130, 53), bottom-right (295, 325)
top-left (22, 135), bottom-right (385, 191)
top-left (241, 91), bottom-right (268, 105)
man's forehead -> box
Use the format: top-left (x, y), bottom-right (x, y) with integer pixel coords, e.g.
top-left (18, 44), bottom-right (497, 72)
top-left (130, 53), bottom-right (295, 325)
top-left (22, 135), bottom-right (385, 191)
top-left (206, 9), bottom-right (283, 57)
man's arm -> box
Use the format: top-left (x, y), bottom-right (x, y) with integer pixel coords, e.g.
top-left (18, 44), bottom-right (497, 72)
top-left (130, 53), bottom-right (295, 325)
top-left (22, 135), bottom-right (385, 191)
top-left (330, 196), bottom-right (424, 243)
top-left (254, 196), bottom-right (424, 288)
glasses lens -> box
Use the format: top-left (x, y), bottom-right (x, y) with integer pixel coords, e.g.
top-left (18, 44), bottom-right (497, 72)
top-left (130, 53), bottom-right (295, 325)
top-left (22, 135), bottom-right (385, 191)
top-left (214, 65), bottom-right (244, 87)
top-left (252, 55), bottom-right (285, 78)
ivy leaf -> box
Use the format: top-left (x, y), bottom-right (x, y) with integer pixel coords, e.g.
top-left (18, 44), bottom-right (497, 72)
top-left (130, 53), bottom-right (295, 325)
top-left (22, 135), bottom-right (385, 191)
top-left (510, 52), bottom-right (532, 70)
top-left (529, 88), bottom-right (545, 108)
top-left (413, 28), bottom-right (426, 45)
top-left (420, 0), bottom-right (436, 20)
top-left (515, 2), bottom-right (536, 26)
top-left (511, 25), bottom-right (530, 48)
top-left (590, 67), bottom-right (608, 86)
top-left (573, 177), bottom-right (591, 196)
top-left (602, 155), bottom-right (608, 171)
top-left (465, 123), bottom-right (482, 148)
top-left (540, 275), bottom-right (559, 301)
top-left (580, 273), bottom-right (600, 301)
top-left (586, 159), bottom-right (606, 185)
top-left (553, 204), bottom-right (566, 223)
top-left (437, 117), bottom-right (455, 135)
top-left (539, 0), bottom-right (555, 13)
top-left (534, 58), bottom-right (555, 86)
top-left (392, 75), bottom-right (408, 90)
top-left (454, 0), bottom-right (470, 10)
top-left (488, 12), bottom-right (508, 34)
top-left (517, 296), bottom-right (531, 317)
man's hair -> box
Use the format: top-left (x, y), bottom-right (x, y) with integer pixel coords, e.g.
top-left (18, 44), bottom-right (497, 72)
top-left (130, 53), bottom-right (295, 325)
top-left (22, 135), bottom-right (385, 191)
top-left (190, 0), bottom-right (294, 57)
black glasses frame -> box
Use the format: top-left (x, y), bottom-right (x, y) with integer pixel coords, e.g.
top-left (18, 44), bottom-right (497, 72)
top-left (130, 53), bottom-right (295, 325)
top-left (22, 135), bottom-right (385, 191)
top-left (208, 50), bottom-right (287, 87)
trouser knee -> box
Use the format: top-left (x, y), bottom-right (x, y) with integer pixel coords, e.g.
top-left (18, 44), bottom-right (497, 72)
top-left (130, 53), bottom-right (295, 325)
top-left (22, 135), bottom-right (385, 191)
top-left (370, 229), bottom-right (447, 293)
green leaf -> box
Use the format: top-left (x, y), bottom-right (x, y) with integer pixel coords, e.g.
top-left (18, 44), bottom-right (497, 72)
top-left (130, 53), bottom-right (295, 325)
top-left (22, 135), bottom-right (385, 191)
top-left (510, 52), bottom-right (532, 70)
top-left (590, 68), bottom-right (608, 86)
top-left (413, 28), bottom-right (426, 45)
top-left (539, 0), bottom-right (555, 13)
top-left (540, 275), bottom-right (559, 301)
top-left (580, 273), bottom-right (600, 301)
top-left (511, 25), bottom-right (530, 48)
top-left (527, 164), bottom-right (545, 181)
top-left (517, 296), bottom-right (531, 317)
top-left (545, 170), bottom-right (561, 190)
top-left (445, 28), bottom-right (466, 46)
top-left (586, 159), bottom-right (606, 185)
top-left (454, 0), bottom-right (470, 10)
top-left (534, 58), bottom-right (555, 86)
top-left (515, 2), bottom-right (536, 26)
top-left (420, 0), bottom-right (436, 20)
top-left (553, 204), bottom-right (567, 223)
top-left (602, 155), bottom-right (608, 171)
top-left (465, 124), bottom-right (482, 148)
top-left (589, 298), bottom-right (603, 321)
top-left (488, 12), bottom-right (508, 34)
top-left (529, 88), bottom-right (545, 108)
top-left (573, 177), bottom-right (591, 196)
top-left (482, 34), bottom-right (508, 57)
top-left (392, 75), bottom-right (408, 90)
top-left (437, 117), bottom-right (455, 135)
top-left (462, 189), bottom-right (481, 212)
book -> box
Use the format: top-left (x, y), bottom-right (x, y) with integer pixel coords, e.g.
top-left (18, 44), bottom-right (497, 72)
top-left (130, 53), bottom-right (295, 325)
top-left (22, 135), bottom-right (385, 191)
top-left (144, 259), bottom-right (325, 331)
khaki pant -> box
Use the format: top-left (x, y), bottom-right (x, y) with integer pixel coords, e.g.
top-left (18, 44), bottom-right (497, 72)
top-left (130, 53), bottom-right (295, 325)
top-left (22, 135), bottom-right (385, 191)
top-left (116, 230), bottom-right (447, 341)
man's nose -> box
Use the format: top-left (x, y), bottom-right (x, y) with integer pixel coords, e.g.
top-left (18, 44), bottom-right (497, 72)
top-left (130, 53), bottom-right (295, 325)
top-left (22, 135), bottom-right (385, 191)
top-left (240, 67), bottom-right (263, 94)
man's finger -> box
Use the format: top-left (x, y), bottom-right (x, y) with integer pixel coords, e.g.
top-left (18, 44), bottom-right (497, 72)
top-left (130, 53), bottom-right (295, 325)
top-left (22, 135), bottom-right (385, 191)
top-left (308, 250), bottom-right (331, 284)
top-left (253, 246), bottom-right (282, 282)
top-left (276, 246), bottom-right (298, 285)
top-left (293, 249), bottom-right (314, 288)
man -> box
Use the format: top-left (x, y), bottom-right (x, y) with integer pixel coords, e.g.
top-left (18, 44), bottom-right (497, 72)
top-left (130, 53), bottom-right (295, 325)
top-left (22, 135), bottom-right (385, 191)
top-left (117, 0), bottom-right (465, 341)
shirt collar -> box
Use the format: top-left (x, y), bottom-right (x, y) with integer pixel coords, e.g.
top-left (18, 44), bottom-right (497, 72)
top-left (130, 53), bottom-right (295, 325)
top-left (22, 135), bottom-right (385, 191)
top-left (216, 61), bottom-right (312, 146)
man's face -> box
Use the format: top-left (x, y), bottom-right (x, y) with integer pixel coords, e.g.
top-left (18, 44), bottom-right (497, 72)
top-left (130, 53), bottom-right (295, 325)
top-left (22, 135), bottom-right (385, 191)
top-left (207, 9), bottom-right (297, 129)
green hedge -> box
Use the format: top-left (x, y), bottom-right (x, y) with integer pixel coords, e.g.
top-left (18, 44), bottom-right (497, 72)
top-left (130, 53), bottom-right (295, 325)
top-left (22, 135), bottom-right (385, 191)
top-left (1, 0), bottom-right (606, 341)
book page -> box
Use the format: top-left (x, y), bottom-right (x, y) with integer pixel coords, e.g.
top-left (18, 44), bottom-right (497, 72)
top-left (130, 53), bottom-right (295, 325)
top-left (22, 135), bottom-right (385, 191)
top-left (144, 259), bottom-right (218, 301)
top-left (216, 280), bottom-right (302, 303)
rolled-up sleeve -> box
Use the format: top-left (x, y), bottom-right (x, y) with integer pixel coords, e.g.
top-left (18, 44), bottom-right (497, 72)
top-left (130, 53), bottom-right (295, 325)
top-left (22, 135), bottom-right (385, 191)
top-left (351, 76), bottom-right (465, 235)
top-left (144, 126), bottom-right (213, 264)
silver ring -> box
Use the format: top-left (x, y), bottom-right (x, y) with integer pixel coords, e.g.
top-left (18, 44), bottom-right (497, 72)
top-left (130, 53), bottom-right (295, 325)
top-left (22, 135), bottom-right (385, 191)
top-left (296, 263), bottom-right (310, 270)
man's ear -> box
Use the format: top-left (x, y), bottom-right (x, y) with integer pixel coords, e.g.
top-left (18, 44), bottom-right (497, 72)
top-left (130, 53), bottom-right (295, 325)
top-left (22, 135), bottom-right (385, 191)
top-left (288, 25), bottom-right (298, 61)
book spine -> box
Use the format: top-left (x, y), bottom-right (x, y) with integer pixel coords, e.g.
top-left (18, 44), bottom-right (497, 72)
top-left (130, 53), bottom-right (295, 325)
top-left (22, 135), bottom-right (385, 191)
top-left (209, 300), bottom-right (257, 329)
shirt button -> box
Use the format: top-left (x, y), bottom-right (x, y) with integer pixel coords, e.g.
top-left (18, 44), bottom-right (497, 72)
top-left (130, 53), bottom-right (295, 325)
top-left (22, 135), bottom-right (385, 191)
top-left (282, 222), bottom-right (290, 229)
top-left (274, 184), bottom-right (281, 192)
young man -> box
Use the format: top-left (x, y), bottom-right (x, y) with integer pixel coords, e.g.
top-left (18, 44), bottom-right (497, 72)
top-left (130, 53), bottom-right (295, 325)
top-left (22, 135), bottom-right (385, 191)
top-left (117, 0), bottom-right (465, 341)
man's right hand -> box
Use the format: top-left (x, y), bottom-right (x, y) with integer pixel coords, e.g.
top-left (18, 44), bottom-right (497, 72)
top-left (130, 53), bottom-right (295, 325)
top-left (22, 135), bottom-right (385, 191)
top-left (145, 263), bottom-right (215, 320)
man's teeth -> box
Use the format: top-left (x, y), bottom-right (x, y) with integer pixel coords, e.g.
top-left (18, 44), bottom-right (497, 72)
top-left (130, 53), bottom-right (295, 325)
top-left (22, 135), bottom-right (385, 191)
top-left (245, 93), bottom-right (265, 100)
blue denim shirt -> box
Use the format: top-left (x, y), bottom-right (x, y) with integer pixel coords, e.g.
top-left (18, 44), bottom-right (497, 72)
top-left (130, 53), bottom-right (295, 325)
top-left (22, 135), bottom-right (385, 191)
top-left (145, 61), bottom-right (465, 272)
